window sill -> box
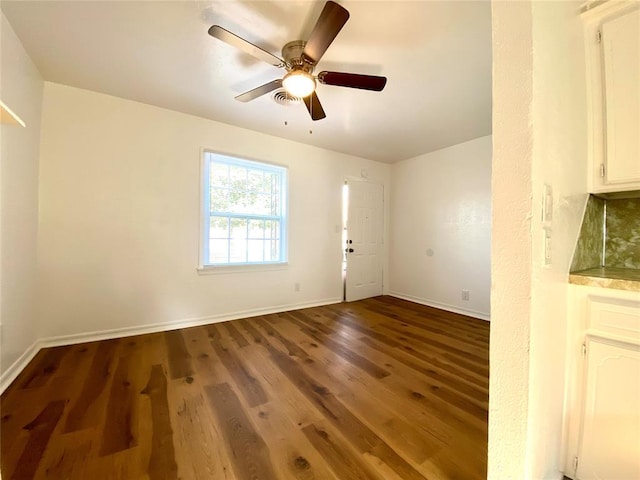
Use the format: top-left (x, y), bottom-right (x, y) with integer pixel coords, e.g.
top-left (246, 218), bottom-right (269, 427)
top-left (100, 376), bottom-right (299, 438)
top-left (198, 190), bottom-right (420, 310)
top-left (197, 263), bottom-right (289, 275)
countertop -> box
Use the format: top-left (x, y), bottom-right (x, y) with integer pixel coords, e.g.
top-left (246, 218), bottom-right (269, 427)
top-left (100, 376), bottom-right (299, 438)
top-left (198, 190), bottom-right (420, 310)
top-left (569, 267), bottom-right (640, 292)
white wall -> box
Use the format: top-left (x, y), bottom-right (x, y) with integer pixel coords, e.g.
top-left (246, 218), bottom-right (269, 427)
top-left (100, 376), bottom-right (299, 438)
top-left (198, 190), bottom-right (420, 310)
top-left (37, 83), bottom-right (390, 341)
top-left (489, 1), bottom-right (588, 479)
top-left (528, 1), bottom-right (588, 478)
top-left (388, 135), bottom-right (491, 320)
top-left (489, 3), bottom-right (533, 477)
top-left (0, 13), bottom-right (44, 381)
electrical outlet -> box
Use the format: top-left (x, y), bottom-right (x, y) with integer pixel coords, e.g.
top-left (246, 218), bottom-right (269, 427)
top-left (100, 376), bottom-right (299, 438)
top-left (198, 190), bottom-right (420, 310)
top-left (294, 282), bottom-right (301, 292)
top-left (462, 290), bottom-right (470, 301)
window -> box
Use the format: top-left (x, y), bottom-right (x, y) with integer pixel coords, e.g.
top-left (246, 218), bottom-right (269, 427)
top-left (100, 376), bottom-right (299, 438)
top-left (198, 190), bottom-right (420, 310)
top-left (201, 152), bottom-right (288, 267)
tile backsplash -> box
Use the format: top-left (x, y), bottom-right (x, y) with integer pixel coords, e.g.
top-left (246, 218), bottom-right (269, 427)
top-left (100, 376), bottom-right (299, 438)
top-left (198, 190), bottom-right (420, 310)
top-left (571, 195), bottom-right (605, 272)
top-left (571, 193), bottom-right (640, 272)
top-left (606, 198), bottom-right (640, 268)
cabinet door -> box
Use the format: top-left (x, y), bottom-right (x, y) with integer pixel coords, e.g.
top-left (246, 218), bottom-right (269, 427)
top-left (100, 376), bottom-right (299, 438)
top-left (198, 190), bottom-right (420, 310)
top-left (577, 339), bottom-right (640, 479)
top-left (601, 10), bottom-right (640, 185)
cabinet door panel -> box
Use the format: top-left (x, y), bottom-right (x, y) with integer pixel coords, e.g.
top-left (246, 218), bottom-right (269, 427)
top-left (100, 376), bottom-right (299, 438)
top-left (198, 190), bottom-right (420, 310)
top-left (602, 10), bottom-right (640, 184)
top-left (577, 340), bottom-right (640, 479)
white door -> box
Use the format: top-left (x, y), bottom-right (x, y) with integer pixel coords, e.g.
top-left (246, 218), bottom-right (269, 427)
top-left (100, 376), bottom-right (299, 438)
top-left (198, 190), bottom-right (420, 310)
top-left (576, 339), bottom-right (640, 480)
top-left (345, 181), bottom-right (383, 302)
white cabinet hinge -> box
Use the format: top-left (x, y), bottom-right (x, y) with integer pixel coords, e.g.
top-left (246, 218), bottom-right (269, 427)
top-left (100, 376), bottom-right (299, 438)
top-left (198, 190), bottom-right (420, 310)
top-left (582, 342), bottom-right (587, 356)
top-left (596, 30), bottom-right (602, 43)
top-left (599, 163), bottom-right (606, 178)
top-left (573, 455), bottom-right (579, 474)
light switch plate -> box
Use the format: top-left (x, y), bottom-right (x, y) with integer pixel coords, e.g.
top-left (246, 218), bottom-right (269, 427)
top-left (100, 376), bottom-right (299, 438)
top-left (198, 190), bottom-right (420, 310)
top-left (542, 184), bottom-right (553, 224)
top-left (544, 228), bottom-right (552, 265)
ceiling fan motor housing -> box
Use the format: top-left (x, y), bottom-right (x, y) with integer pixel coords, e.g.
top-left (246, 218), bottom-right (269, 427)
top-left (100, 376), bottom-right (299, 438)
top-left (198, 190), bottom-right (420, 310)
top-left (282, 40), bottom-right (313, 73)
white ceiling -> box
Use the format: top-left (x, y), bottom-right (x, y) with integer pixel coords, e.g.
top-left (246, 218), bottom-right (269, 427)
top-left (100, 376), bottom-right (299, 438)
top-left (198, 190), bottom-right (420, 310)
top-left (1, 0), bottom-right (492, 163)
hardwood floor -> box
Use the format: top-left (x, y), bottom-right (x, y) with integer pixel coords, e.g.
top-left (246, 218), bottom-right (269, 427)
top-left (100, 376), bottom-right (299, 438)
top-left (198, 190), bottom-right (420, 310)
top-left (1, 296), bottom-right (489, 480)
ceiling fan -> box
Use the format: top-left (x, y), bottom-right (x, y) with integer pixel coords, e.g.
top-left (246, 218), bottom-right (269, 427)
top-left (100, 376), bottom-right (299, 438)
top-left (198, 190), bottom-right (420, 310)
top-left (208, 1), bottom-right (387, 121)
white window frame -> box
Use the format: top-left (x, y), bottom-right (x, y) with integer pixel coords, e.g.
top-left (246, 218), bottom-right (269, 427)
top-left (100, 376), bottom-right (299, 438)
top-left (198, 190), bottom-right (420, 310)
top-left (199, 151), bottom-right (288, 271)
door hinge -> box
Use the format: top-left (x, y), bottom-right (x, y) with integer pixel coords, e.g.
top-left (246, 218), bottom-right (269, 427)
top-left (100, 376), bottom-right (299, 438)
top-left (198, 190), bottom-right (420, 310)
top-left (599, 163), bottom-right (605, 178)
top-left (596, 30), bottom-right (602, 43)
top-left (582, 342), bottom-right (587, 357)
top-left (573, 455), bottom-right (579, 474)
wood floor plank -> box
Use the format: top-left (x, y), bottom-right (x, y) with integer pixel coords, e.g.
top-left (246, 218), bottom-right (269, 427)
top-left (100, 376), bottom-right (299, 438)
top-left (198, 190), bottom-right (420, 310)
top-left (204, 383), bottom-right (278, 480)
top-left (224, 322), bottom-right (250, 348)
top-left (209, 324), bottom-right (269, 408)
top-left (10, 400), bottom-right (66, 480)
top-left (246, 395), bottom-right (340, 480)
top-left (332, 305), bottom-right (489, 366)
top-left (261, 342), bottom-right (428, 480)
top-left (141, 364), bottom-right (178, 480)
top-left (370, 296), bottom-right (490, 336)
top-left (19, 347), bottom-right (69, 390)
top-left (164, 330), bottom-right (194, 380)
top-left (302, 423), bottom-right (384, 480)
top-left (168, 384), bottom-right (236, 480)
top-left (365, 298), bottom-right (490, 342)
top-left (174, 327), bottom-right (239, 480)
top-left (258, 315), bottom-right (311, 360)
top-left (257, 314), bottom-right (446, 464)
top-left (64, 339), bottom-right (119, 432)
top-left (33, 431), bottom-right (93, 480)
top-left (303, 304), bottom-right (489, 393)
top-left (286, 316), bottom-right (391, 380)
top-left (1, 296), bottom-right (488, 479)
top-left (99, 354), bottom-right (138, 456)
top-left (328, 307), bottom-right (489, 377)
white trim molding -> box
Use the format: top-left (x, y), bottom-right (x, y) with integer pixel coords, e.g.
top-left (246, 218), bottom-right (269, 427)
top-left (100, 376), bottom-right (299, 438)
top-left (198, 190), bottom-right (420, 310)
top-left (388, 292), bottom-right (490, 322)
top-left (0, 341), bottom-right (40, 394)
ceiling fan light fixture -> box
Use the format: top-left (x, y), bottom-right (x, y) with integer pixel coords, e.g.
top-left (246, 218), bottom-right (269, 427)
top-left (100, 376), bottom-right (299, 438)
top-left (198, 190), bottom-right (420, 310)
top-left (282, 71), bottom-right (316, 98)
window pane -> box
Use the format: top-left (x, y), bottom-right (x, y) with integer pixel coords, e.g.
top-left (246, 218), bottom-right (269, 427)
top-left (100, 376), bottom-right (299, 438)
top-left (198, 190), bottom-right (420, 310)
top-left (265, 220), bottom-right (280, 240)
top-left (248, 219), bottom-right (265, 239)
top-left (230, 218), bottom-right (247, 240)
top-left (210, 216), bottom-right (229, 238)
top-left (211, 188), bottom-right (229, 213)
top-left (264, 239), bottom-right (280, 262)
top-left (209, 239), bottom-right (229, 264)
top-left (229, 239), bottom-right (247, 263)
top-left (211, 163), bottom-right (229, 187)
top-left (247, 239), bottom-right (264, 262)
top-left (248, 170), bottom-right (263, 192)
top-left (255, 193), bottom-right (271, 216)
top-left (230, 165), bottom-right (246, 185)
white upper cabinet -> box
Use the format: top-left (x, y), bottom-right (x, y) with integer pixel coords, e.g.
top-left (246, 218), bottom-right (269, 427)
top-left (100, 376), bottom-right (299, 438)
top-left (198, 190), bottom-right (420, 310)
top-left (583, 3), bottom-right (640, 192)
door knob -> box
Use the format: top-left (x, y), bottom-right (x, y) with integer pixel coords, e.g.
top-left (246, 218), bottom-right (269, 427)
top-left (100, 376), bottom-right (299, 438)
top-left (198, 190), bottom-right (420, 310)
top-left (346, 248), bottom-right (354, 253)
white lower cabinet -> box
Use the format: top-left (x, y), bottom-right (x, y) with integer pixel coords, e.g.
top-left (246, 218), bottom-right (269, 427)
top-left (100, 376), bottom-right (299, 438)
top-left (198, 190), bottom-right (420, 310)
top-left (577, 339), bottom-right (640, 479)
top-left (565, 287), bottom-right (640, 479)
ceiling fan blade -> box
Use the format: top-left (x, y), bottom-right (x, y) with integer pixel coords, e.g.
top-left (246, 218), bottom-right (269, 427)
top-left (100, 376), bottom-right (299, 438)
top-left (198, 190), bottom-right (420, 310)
top-left (235, 79), bottom-right (283, 102)
top-left (303, 91), bottom-right (327, 121)
top-left (317, 71), bottom-right (387, 91)
top-left (302, 1), bottom-right (350, 65)
top-left (208, 25), bottom-right (285, 68)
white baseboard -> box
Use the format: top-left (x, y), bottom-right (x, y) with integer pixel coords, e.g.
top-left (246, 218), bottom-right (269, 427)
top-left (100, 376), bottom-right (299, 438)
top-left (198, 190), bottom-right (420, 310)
top-left (0, 340), bottom-right (40, 395)
top-left (388, 292), bottom-right (490, 321)
top-left (0, 297), bottom-right (342, 395)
